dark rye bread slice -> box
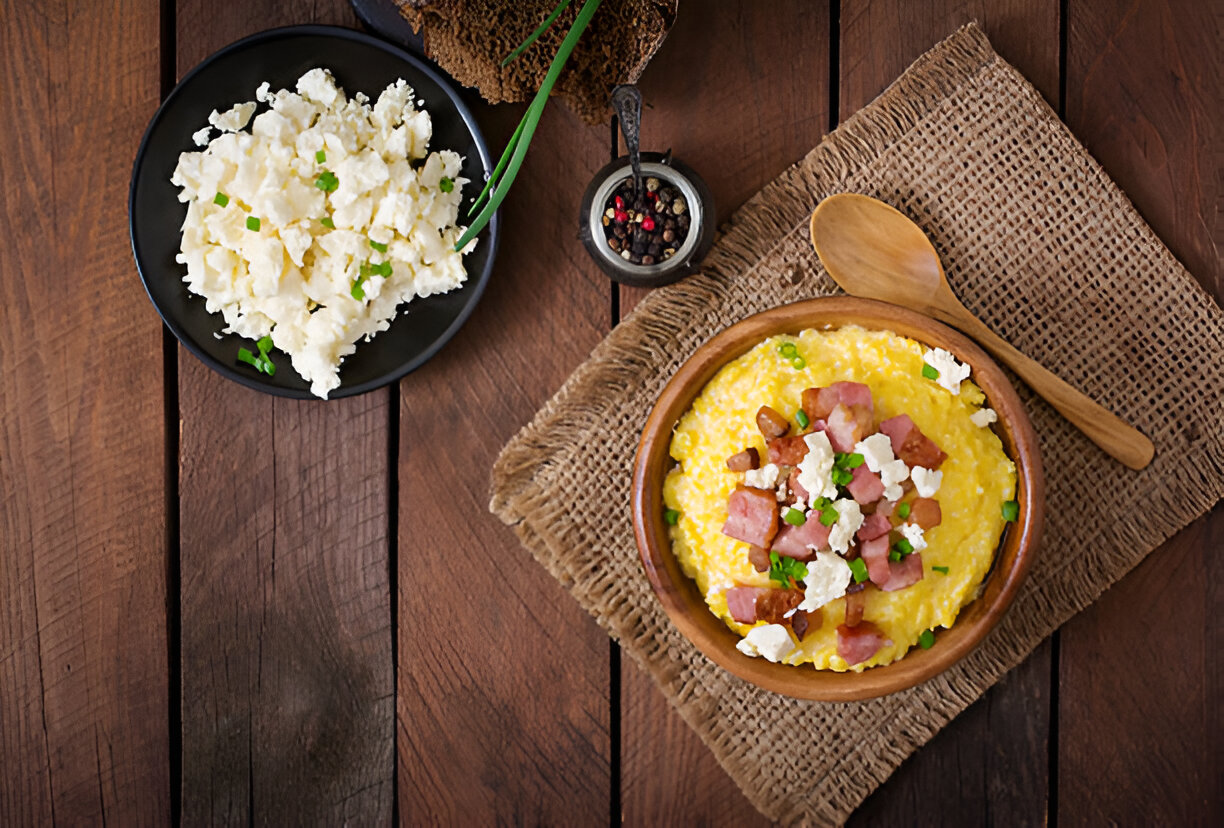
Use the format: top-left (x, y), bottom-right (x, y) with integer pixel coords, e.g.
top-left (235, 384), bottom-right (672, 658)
top-left (395, 0), bottom-right (679, 124)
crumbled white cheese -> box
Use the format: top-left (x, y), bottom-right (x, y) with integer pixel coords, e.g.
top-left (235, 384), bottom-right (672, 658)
top-left (191, 126), bottom-right (212, 147)
top-left (798, 551), bottom-right (851, 612)
top-left (910, 466), bottom-right (943, 498)
top-left (743, 463), bottom-right (781, 490)
top-left (854, 432), bottom-right (909, 500)
top-left (171, 68), bottom-right (471, 398)
top-left (900, 522), bottom-right (928, 552)
top-left (796, 430), bottom-right (838, 504)
top-left (827, 499), bottom-right (864, 554)
top-left (970, 407), bottom-right (998, 427)
top-left (923, 347), bottom-right (972, 394)
top-left (208, 101), bottom-right (256, 132)
top-left (255, 81), bottom-right (271, 103)
top-left (736, 624), bottom-right (795, 662)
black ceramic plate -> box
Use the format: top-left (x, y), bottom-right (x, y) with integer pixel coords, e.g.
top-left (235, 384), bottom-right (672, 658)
top-left (129, 25), bottom-right (498, 398)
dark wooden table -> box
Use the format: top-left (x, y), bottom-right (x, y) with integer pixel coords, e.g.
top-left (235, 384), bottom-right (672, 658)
top-left (2, 1), bottom-right (1218, 824)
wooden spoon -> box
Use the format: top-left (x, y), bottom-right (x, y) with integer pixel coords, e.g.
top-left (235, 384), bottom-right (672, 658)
top-left (810, 193), bottom-right (1154, 470)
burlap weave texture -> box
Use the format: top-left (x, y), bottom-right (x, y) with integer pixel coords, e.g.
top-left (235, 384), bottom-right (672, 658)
top-left (490, 24), bottom-right (1223, 826)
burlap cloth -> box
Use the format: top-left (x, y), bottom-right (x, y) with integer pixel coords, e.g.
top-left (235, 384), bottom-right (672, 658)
top-left (489, 24), bottom-right (1224, 826)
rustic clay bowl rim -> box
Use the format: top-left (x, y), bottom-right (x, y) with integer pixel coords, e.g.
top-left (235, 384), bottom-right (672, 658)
top-left (631, 296), bottom-right (1044, 702)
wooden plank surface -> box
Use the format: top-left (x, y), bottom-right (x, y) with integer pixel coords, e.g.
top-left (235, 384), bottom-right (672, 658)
top-left (0, 0), bottom-right (170, 823)
top-left (395, 101), bottom-right (614, 820)
top-left (175, 1), bottom-right (394, 823)
top-left (838, 3), bottom-right (1060, 824)
top-left (619, 4), bottom-right (831, 823)
top-left (1058, 0), bottom-right (1222, 822)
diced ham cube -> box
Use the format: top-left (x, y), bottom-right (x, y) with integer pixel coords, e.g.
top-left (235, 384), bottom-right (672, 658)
top-left (844, 588), bottom-right (866, 627)
top-left (721, 486), bottom-right (779, 548)
top-left (847, 464), bottom-right (885, 505)
top-left (825, 403), bottom-right (872, 452)
top-left (747, 545), bottom-right (770, 572)
top-left (787, 467), bottom-right (810, 505)
top-left (837, 621), bottom-right (891, 666)
top-left (879, 414), bottom-right (948, 469)
top-left (856, 513), bottom-right (891, 542)
top-left (766, 435), bottom-right (810, 465)
top-left (756, 405), bottom-right (790, 439)
top-left (726, 447), bottom-right (760, 472)
top-left (876, 499), bottom-right (896, 521)
top-left (859, 535), bottom-right (892, 585)
top-left (908, 498), bottom-right (942, 529)
top-left (771, 517), bottom-right (832, 560)
top-left (802, 382), bottom-right (874, 421)
top-left (880, 552), bottom-right (924, 592)
top-left (725, 586), bottom-right (803, 625)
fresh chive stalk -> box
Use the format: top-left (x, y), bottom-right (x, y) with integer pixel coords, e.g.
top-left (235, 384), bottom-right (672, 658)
top-left (500, 0), bottom-right (574, 66)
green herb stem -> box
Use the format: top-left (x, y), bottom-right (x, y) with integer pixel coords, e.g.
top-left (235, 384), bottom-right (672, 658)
top-left (500, 0), bottom-right (574, 66)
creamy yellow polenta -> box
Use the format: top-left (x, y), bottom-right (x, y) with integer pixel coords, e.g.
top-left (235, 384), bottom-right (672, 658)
top-left (663, 325), bottom-right (1016, 671)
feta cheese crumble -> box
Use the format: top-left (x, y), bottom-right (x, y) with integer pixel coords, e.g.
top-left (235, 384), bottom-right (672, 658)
top-left (171, 68), bottom-right (472, 398)
top-left (798, 550), bottom-right (851, 612)
top-left (827, 498), bottom-right (864, 554)
top-left (796, 430), bottom-right (838, 504)
top-left (899, 522), bottom-right (928, 552)
top-left (910, 466), bottom-right (943, 497)
top-left (735, 623), bottom-right (795, 662)
top-left (970, 407), bottom-right (998, 427)
top-left (923, 347), bottom-right (971, 394)
top-left (854, 433), bottom-right (909, 500)
top-left (743, 463), bottom-right (781, 490)
top-left (191, 126), bottom-right (212, 147)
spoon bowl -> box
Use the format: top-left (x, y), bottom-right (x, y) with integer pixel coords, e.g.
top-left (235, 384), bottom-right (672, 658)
top-left (810, 193), bottom-right (1154, 470)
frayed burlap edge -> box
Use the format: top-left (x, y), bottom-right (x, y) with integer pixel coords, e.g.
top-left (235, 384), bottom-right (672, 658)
top-left (489, 23), bottom-right (1224, 826)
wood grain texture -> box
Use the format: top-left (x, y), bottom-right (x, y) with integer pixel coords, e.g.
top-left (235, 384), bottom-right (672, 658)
top-left (396, 100), bottom-right (614, 822)
top-left (175, 1), bottom-right (394, 823)
top-left (1058, 0), bottom-right (1222, 822)
top-left (837, 2), bottom-right (1059, 824)
top-left (618, 4), bottom-right (830, 822)
top-left (0, 0), bottom-right (170, 823)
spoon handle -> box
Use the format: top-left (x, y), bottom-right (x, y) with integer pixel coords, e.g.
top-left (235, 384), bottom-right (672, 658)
top-left (938, 308), bottom-right (1155, 470)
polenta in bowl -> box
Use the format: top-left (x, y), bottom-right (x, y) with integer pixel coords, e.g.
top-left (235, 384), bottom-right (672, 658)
top-left (632, 297), bottom-right (1042, 700)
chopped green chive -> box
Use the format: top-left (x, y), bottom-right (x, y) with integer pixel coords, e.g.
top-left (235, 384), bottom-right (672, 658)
top-left (783, 508), bottom-right (806, 526)
top-left (791, 356), bottom-right (806, 370)
top-left (843, 453), bottom-right (864, 469)
top-left (351, 279), bottom-right (366, 301)
top-left (796, 410), bottom-right (810, 429)
top-left (918, 629), bottom-right (935, 649)
top-left (256, 335), bottom-right (273, 354)
top-left (246, 216), bottom-right (261, 231)
top-left (819, 505), bottom-right (839, 527)
top-left (778, 342), bottom-right (797, 358)
top-left (848, 558), bottom-right (869, 583)
top-left (320, 217), bottom-right (335, 229)
top-left (897, 502), bottom-right (911, 520)
top-left (315, 171), bottom-right (339, 192)
top-left (768, 551), bottom-right (808, 588)
top-left (315, 149), bottom-right (327, 163)
top-left (237, 348), bottom-right (257, 367)
top-left (893, 538), bottom-right (914, 556)
top-left (932, 565), bottom-right (950, 575)
top-left (375, 260), bottom-right (392, 277)
top-left (889, 549), bottom-right (901, 562)
top-left (664, 508), bottom-right (680, 525)
top-left (812, 496), bottom-right (832, 511)
top-left (922, 363), bottom-right (939, 380)
top-left (439, 176), bottom-right (454, 193)
top-left (237, 338), bottom-right (276, 376)
top-left (831, 467), bottom-right (853, 486)
top-left (213, 192), bottom-right (229, 207)
top-left (369, 239), bottom-right (388, 253)
top-left (500, 0), bottom-right (573, 66)
top-left (1002, 500), bottom-right (1019, 521)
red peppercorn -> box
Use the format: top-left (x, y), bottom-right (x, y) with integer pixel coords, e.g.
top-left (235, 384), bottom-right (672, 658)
top-left (646, 190), bottom-right (658, 201)
top-left (614, 210), bottom-right (629, 223)
top-left (641, 216), bottom-right (656, 231)
top-left (614, 195), bottom-right (624, 210)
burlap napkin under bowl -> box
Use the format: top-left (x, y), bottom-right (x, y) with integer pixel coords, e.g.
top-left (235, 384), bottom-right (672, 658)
top-left (490, 23), bottom-right (1224, 826)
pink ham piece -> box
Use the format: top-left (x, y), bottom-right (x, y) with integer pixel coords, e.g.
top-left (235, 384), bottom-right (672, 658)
top-left (856, 512), bottom-right (891, 542)
top-left (837, 621), bottom-right (891, 666)
top-left (756, 405), bottom-right (790, 439)
top-left (825, 403), bottom-right (873, 452)
top-left (846, 464), bottom-right (885, 504)
top-left (771, 517), bottom-right (832, 560)
top-left (787, 467), bottom-right (810, 505)
top-left (721, 486), bottom-right (779, 548)
top-left (875, 498), bottom-right (896, 521)
top-left (859, 535), bottom-right (892, 585)
top-left (766, 435), bottom-right (810, 466)
top-left (725, 586), bottom-right (803, 625)
top-left (879, 414), bottom-right (948, 469)
top-left (880, 552), bottom-right (925, 592)
top-left (908, 497), bottom-right (942, 529)
top-left (802, 382), bottom-right (874, 421)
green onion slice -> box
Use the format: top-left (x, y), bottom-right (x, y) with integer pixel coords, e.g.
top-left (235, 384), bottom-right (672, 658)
top-left (315, 149), bottom-right (326, 163)
top-left (893, 538), bottom-right (914, 556)
top-left (889, 549), bottom-right (901, 562)
top-left (791, 357), bottom-right (806, 370)
top-left (795, 410), bottom-right (810, 429)
top-left (500, 0), bottom-right (574, 66)
top-left (897, 502), bottom-right (911, 520)
top-left (918, 629), bottom-right (935, 649)
top-left (783, 508), bottom-right (806, 526)
top-left (369, 239), bottom-right (388, 253)
top-left (315, 171), bottom-right (339, 192)
top-left (246, 216), bottom-right (261, 231)
top-left (848, 558), bottom-right (869, 583)
top-left (439, 177), bottom-right (454, 193)
top-left (213, 192), bottom-right (229, 207)
top-left (664, 508), bottom-right (680, 526)
top-left (819, 505), bottom-right (838, 527)
top-left (1002, 500), bottom-right (1019, 521)
top-left (320, 217), bottom-right (335, 228)
top-left (922, 363), bottom-right (939, 380)
top-left (932, 565), bottom-right (950, 574)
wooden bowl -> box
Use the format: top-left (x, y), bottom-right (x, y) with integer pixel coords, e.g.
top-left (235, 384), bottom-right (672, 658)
top-left (631, 297), bottom-right (1044, 701)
